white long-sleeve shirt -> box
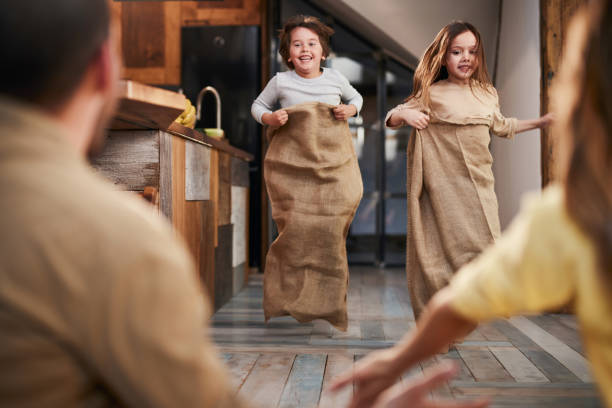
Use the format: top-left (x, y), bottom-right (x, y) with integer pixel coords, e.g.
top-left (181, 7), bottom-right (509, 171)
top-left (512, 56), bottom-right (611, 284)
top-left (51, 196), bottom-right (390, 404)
top-left (251, 68), bottom-right (363, 124)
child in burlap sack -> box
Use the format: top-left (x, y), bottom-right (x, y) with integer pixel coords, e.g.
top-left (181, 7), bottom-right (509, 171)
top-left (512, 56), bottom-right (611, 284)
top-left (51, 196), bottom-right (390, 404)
top-left (251, 15), bottom-right (363, 330)
top-left (385, 21), bottom-right (553, 321)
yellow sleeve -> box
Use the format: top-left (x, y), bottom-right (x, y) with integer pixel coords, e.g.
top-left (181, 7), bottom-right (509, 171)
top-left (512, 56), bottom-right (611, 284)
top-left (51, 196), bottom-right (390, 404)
top-left (490, 88), bottom-right (518, 139)
top-left (449, 187), bottom-right (576, 322)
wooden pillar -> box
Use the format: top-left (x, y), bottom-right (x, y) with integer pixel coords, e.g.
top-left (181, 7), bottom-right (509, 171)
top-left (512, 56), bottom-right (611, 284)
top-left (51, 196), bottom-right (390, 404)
top-left (259, 0), bottom-right (271, 273)
top-left (539, 0), bottom-right (586, 186)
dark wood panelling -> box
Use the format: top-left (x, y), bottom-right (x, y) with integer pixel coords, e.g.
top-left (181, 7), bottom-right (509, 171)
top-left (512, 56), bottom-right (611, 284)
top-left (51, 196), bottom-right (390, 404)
top-left (231, 157), bottom-right (250, 187)
top-left (200, 200), bottom-right (216, 304)
top-left (159, 131), bottom-right (173, 220)
top-left (219, 153), bottom-right (232, 226)
top-left (540, 0), bottom-right (587, 186)
top-left (215, 224), bottom-right (234, 310)
top-left (91, 130), bottom-right (160, 191)
top-left (210, 149), bottom-right (220, 247)
top-left (172, 135), bottom-right (215, 304)
top-left (121, 2), bottom-right (165, 68)
top-left (182, 0), bottom-right (260, 26)
top-left (114, 2), bottom-right (181, 85)
top-left (197, 0), bottom-right (245, 9)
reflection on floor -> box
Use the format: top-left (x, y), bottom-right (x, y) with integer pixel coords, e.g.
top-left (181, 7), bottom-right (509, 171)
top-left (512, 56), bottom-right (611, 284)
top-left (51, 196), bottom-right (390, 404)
top-left (211, 267), bottom-right (603, 407)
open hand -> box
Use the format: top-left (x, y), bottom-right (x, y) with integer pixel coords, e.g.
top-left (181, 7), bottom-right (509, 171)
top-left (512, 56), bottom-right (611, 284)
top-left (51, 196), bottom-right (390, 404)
top-left (262, 109), bottom-right (288, 127)
top-left (372, 362), bottom-right (489, 408)
top-left (333, 104), bottom-right (357, 121)
top-left (538, 112), bottom-right (555, 128)
top-left (330, 348), bottom-right (401, 408)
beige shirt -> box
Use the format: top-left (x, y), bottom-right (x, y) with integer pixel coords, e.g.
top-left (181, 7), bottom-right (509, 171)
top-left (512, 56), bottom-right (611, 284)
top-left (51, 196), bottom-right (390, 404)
top-left (0, 98), bottom-right (242, 408)
top-left (450, 186), bottom-right (611, 406)
top-left (385, 79), bottom-right (518, 137)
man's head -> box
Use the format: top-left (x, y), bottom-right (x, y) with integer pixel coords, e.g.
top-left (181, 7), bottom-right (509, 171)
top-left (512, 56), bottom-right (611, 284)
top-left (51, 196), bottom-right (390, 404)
top-left (0, 0), bottom-right (118, 153)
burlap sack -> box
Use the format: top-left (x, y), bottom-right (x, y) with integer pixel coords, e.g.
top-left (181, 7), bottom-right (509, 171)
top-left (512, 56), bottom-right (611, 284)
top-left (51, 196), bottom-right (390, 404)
top-left (386, 81), bottom-right (516, 321)
top-left (406, 124), bottom-right (501, 320)
top-left (263, 102), bottom-right (363, 331)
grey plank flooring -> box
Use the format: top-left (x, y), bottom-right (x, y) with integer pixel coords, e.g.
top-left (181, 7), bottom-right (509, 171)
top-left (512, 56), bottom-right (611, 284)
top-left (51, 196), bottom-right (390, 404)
top-left (211, 267), bottom-right (604, 407)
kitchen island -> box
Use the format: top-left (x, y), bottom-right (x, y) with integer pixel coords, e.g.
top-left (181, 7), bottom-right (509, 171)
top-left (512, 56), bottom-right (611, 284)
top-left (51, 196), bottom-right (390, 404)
top-left (91, 80), bottom-right (252, 311)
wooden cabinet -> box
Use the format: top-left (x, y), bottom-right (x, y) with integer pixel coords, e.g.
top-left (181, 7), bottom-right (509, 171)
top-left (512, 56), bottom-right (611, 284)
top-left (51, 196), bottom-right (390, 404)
top-left (111, 2), bottom-right (181, 85)
top-left (91, 82), bottom-right (253, 310)
top-left (110, 0), bottom-right (262, 86)
top-left (181, 0), bottom-right (261, 26)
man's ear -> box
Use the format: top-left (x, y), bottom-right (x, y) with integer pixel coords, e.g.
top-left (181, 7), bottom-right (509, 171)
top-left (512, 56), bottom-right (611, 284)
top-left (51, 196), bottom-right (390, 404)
top-left (93, 41), bottom-right (115, 93)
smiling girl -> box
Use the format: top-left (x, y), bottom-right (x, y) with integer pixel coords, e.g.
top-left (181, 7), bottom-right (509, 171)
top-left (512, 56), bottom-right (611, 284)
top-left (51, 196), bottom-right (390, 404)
top-left (251, 15), bottom-right (363, 330)
top-left (251, 15), bottom-right (362, 126)
top-left (385, 21), bottom-right (553, 321)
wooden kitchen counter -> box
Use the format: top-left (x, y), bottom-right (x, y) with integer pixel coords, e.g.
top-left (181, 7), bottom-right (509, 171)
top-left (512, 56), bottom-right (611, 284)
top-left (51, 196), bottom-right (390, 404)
top-left (92, 80), bottom-right (251, 311)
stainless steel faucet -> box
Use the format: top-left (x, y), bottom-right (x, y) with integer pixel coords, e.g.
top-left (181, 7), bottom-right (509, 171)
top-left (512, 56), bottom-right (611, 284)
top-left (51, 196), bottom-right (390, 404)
top-left (196, 86), bottom-right (222, 130)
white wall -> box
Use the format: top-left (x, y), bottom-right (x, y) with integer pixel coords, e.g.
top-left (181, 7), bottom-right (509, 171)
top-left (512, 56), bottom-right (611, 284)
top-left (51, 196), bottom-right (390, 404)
top-left (315, 0), bottom-right (501, 73)
top-left (491, 0), bottom-right (542, 229)
top-left (313, 0), bottom-right (541, 229)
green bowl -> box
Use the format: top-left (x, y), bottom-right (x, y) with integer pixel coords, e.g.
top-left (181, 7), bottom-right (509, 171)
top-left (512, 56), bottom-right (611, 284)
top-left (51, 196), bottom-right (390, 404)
top-left (200, 128), bottom-right (224, 138)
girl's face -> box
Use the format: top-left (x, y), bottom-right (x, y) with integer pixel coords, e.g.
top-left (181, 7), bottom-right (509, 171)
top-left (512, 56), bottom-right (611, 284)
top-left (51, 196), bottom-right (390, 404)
top-left (444, 30), bottom-right (479, 85)
top-left (288, 27), bottom-right (324, 79)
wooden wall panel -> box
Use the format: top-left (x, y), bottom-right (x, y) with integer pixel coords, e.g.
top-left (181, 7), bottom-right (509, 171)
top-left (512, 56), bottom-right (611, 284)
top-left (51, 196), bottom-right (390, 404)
top-left (122, 2), bottom-right (165, 68)
top-left (219, 152), bottom-right (232, 226)
top-left (198, 0), bottom-right (244, 9)
top-left (113, 1), bottom-right (181, 85)
top-left (210, 149), bottom-right (220, 247)
top-left (159, 131), bottom-right (173, 220)
top-left (112, 0), bottom-right (261, 84)
top-left (231, 157), bottom-right (250, 187)
top-left (182, 0), bottom-right (261, 26)
top-left (91, 130), bottom-right (160, 191)
top-left (172, 136), bottom-right (215, 304)
top-left (214, 224), bottom-right (234, 310)
top-left (200, 200), bottom-right (216, 306)
top-left (185, 143), bottom-right (211, 201)
top-left (540, 0), bottom-right (587, 186)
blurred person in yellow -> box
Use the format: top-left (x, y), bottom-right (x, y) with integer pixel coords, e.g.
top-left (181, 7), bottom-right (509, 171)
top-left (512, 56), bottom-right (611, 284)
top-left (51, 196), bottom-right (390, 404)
top-left (331, 0), bottom-right (612, 407)
top-left (0, 1), bottom-right (492, 407)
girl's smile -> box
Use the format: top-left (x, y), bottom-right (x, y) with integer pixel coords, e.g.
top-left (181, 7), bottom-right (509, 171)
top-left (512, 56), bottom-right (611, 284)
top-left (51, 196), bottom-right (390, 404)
top-left (445, 30), bottom-right (479, 85)
top-left (288, 26), bottom-right (324, 79)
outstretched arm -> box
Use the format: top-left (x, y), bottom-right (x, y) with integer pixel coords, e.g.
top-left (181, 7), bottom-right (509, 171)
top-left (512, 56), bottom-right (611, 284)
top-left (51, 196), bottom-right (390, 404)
top-left (331, 289), bottom-right (476, 408)
top-left (372, 361), bottom-right (489, 408)
top-left (516, 112), bottom-right (555, 134)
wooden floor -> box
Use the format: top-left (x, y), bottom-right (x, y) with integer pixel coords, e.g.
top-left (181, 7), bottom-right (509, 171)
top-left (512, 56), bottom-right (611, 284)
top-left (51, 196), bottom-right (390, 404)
top-left (211, 267), bottom-right (603, 407)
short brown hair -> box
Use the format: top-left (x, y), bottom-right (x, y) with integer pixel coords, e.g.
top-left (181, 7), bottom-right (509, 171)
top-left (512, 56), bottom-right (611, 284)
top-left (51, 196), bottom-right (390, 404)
top-left (278, 15), bottom-right (334, 70)
top-left (0, 0), bottom-right (110, 110)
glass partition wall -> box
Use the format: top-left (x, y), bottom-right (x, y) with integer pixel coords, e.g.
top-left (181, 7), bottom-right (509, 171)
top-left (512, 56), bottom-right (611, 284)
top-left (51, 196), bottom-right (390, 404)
top-left (270, 0), bottom-right (415, 266)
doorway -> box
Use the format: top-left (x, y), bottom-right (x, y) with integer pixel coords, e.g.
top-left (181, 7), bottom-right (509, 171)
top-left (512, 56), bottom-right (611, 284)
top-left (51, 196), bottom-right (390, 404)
top-left (270, 0), bottom-right (415, 267)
